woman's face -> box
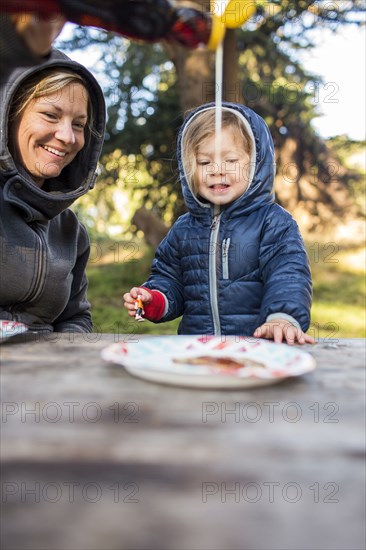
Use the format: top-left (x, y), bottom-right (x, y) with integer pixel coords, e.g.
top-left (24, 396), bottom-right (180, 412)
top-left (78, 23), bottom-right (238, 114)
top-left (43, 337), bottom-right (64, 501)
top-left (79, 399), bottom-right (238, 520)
top-left (14, 83), bottom-right (88, 187)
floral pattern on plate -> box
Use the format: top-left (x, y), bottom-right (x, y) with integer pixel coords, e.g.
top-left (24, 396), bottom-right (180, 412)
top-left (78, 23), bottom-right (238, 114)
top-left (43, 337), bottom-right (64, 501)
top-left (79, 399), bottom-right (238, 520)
top-left (101, 335), bottom-right (316, 388)
top-left (0, 320), bottom-right (28, 343)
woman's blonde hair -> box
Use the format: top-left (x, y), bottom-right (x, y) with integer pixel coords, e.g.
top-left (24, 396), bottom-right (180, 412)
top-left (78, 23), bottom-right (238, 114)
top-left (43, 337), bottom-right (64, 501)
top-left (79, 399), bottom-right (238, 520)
top-left (182, 108), bottom-right (253, 191)
top-left (9, 68), bottom-right (94, 144)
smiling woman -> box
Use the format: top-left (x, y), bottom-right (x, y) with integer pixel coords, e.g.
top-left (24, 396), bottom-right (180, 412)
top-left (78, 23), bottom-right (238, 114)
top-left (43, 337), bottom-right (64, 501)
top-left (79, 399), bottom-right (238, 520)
top-left (9, 71), bottom-right (91, 187)
top-left (0, 52), bottom-right (106, 334)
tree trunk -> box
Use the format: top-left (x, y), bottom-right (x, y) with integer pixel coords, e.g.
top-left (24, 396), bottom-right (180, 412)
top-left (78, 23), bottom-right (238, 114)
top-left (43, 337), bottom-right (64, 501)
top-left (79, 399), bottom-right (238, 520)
top-left (164, 41), bottom-right (214, 113)
top-left (132, 207), bottom-right (169, 250)
top-left (223, 29), bottom-right (243, 103)
top-left (165, 6), bottom-right (242, 112)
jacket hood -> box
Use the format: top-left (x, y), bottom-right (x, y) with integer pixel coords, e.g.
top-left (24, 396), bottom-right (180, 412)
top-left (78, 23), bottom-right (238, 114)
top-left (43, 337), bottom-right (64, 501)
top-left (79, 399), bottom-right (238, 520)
top-left (177, 102), bottom-right (275, 220)
top-left (0, 49), bottom-right (106, 221)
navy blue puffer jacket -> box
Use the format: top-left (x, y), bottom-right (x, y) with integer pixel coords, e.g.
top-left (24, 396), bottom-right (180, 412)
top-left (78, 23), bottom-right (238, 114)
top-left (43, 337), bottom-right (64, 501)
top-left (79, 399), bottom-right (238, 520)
top-left (144, 102), bottom-right (312, 336)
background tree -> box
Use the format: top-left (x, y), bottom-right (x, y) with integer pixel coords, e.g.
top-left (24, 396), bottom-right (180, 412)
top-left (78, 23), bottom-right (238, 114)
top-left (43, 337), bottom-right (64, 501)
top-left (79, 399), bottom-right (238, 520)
top-left (58, 0), bottom-right (365, 241)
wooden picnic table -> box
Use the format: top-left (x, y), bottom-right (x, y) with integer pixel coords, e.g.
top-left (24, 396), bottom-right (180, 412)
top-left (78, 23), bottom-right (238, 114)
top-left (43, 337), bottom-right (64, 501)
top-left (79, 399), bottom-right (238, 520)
top-left (1, 334), bottom-right (365, 550)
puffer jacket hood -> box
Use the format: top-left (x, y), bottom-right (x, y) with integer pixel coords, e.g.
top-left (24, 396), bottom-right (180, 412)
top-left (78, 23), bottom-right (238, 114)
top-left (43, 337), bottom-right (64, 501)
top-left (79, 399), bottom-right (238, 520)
top-left (143, 101), bottom-right (312, 336)
top-left (0, 49), bottom-right (106, 222)
top-left (177, 102), bottom-right (275, 221)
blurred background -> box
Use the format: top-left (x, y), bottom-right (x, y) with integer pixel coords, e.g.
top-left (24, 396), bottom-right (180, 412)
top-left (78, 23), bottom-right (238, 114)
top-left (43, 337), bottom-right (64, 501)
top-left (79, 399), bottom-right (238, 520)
top-left (55, 0), bottom-right (366, 338)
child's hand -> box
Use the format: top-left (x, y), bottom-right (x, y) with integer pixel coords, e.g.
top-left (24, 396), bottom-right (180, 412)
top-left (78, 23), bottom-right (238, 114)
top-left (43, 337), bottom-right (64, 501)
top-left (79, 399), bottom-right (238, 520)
top-left (253, 319), bottom-right (315, 345)
top-left (123, 287), bottom-right (152, 318)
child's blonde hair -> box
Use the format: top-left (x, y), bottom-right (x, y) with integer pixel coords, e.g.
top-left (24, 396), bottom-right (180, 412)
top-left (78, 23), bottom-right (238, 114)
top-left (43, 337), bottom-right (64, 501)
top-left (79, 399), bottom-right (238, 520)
top-left (182, 108), bottom-right (253, 192)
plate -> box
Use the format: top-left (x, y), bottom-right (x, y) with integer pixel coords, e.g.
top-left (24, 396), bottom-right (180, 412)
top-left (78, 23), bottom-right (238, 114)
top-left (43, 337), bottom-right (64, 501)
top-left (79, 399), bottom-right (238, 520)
top-left (101, 335), bottom-right (316, 388)
top-left (0, 320), bottom-right (28, 343)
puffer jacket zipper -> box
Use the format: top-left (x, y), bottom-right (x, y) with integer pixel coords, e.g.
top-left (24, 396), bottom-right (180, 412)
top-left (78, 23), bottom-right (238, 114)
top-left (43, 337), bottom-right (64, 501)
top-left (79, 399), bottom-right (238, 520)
top-left (222, 237), bottom-right (231, 280)
top-left (209, 213), bottom-right (221, 335)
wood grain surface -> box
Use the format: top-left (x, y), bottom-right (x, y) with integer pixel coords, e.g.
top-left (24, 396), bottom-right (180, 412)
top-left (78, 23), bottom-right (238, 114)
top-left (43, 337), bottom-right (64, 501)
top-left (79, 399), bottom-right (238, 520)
top-left (1, 335), bottom-right (365, 550)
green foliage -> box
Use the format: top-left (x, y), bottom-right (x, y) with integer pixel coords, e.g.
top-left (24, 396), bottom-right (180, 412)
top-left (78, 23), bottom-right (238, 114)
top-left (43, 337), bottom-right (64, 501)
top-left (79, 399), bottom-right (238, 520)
top-left (57, 2), bottom-right (364, 233)
top-left (236, 35), bottom-right (318, 150)
top-left (308, 243), bottom-right (365, 338)
top-left (325, 137), bottom-right (366, 214)
top-left (86, 240), bottom-right (181, 336)
top-left (58, 28), bottom-right (185, 230)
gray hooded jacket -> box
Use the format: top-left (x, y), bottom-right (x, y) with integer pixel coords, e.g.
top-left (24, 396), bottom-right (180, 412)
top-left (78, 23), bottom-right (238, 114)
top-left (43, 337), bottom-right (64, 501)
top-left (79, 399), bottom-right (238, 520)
top-left (0, 49), bottom-right (106, 332)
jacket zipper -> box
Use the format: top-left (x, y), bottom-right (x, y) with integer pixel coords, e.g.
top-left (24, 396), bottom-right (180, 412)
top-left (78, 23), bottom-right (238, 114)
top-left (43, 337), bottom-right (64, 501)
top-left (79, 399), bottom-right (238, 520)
top-left (11, 224), bottom-right (47, 311)
top-left (222, 237), bottom-right (231, 280)
top-left (209, 213), bottom-right (221, 335)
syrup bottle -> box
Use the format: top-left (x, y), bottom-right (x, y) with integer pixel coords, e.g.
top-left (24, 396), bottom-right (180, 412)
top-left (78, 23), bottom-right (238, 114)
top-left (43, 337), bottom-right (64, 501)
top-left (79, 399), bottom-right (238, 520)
top-left (2, 0), bottom-right (212, 48)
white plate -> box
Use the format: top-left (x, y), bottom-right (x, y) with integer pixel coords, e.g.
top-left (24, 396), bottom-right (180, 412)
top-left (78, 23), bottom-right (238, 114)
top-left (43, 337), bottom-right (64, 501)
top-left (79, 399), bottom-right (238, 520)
top-left (101, 335), bottom-right (316, 388)
top-left (0, 320), bottom-right (28, 343)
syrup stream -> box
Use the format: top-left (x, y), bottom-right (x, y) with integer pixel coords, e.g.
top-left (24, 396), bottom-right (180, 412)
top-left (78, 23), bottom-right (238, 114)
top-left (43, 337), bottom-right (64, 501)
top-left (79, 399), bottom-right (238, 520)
top-left (215, 41), bottom-right (224, 168)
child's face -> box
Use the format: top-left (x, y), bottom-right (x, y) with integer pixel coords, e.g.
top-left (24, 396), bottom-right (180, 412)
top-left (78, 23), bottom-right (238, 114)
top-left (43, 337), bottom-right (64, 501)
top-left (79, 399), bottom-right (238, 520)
top-left (194, 126), bottom-right (251, 206)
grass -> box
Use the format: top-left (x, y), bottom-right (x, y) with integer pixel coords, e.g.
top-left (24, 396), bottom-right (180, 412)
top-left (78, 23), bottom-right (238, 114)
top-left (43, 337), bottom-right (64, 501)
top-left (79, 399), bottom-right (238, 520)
top-left (87, 241), bottom-right (181, 337)
top-left (86, 239), bottom-right (365, 339)
top-left (308, 244), bottom-right (365, 338)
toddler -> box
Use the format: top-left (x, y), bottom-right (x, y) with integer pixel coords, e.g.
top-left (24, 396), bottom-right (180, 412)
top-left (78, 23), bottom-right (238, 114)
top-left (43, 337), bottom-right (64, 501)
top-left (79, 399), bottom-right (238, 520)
top-left (124, 102), bottom-right (314, 344)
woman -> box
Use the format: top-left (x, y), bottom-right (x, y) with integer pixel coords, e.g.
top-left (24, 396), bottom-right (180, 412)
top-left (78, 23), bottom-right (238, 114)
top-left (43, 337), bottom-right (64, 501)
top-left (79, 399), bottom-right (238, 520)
top-left (0, 50), bottom-right (106, 333)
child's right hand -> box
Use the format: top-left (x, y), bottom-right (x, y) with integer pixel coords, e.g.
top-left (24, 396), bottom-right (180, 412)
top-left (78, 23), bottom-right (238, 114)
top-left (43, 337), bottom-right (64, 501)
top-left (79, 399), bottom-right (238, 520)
top-left (123, 287), bottom-right (152, 317)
